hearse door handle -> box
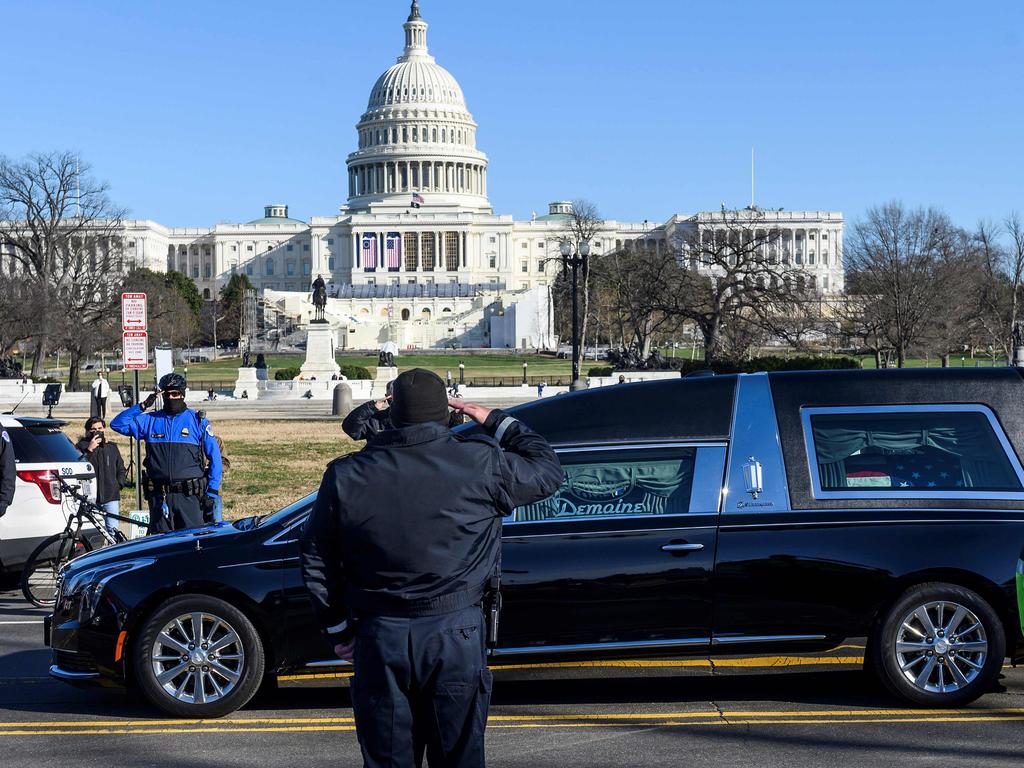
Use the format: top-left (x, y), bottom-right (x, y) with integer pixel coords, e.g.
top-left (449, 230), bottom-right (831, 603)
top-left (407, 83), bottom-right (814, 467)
top-left (660, 543), bottom-right (705, 553)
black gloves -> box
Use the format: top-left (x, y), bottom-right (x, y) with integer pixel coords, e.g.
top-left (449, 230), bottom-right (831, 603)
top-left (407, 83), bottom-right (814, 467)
top-left (142, 391), bottom-right (158, 411)
top-left (200, 492), bottom-right (216, 521)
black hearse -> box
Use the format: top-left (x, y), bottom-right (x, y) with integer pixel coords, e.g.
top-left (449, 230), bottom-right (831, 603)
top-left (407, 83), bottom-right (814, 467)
top-left (47, 369), bottom-right (1024, 717)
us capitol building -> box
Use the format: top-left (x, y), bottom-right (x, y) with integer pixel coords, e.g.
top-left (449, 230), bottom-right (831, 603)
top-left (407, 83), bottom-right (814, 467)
top-left (117, 1), bottom-right (846, 351)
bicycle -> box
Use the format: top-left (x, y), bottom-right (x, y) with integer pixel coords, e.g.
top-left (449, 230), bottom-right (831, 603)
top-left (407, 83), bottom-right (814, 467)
top-left (20, 478), bottom-right (150, 607)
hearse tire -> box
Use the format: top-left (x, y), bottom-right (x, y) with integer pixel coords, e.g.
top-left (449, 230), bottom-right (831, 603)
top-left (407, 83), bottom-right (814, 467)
top-left (870, 582), bottom-right (1004, 708)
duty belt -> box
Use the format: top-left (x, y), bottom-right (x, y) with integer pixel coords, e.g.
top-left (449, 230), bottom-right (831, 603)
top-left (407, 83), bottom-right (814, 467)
top-left (144, 477), bottom-right (206, 497)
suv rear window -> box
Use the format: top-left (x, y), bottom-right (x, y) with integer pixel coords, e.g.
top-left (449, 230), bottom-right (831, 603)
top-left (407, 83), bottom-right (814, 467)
top-left (805, 407), bottom-right (1023, 494)
top-left (6, 426), bottom-right (83, 464)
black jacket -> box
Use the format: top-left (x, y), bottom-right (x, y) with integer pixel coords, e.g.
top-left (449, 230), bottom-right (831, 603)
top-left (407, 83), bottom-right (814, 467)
top-left (341, 400), bottom-right (392, 441)
top-left (300, 410), bottom-right (562, 633)
top-left (0, 428), bottom-right (15, 517)
top-left (76, 437), bottom-right (127, 505)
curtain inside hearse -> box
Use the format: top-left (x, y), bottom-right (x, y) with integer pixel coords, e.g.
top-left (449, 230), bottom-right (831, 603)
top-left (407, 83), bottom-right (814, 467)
top-left (514, 450), bottom-right (696, 522)
top-left (810, 411), bottom-right (1022, 491)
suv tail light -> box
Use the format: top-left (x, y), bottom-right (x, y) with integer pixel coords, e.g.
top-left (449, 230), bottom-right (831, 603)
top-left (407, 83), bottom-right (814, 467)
top-left (16, 470), bottom-right (62, 504)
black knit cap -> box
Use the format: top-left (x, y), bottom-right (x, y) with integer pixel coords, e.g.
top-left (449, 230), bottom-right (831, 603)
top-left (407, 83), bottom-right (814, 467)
top-left (390, 368), bottom-right (449, 427)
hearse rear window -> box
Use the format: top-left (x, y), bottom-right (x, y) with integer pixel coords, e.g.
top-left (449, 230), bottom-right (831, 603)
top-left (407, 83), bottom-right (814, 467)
top-left (514, 448), bottom-right (696, 522)
top-left (804, 407), bottom-right (1023, 495)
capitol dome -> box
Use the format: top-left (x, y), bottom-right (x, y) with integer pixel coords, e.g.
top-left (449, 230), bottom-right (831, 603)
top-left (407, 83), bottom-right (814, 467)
top-left (345, 1), bottom-right (490, 212)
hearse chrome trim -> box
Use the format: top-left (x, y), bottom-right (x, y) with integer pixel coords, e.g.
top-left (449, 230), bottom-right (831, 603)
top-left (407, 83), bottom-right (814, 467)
top-left (719, 517), bottom-right (1024, 529)
top-left (801, 404), bottom-right (1024, 501)
top-left (505, 525), bottom-right (716, 540)
top-left (305, 659), bottom-right (352, 668)
top-left (265, 515), bottom-right (309, 546)
top-left (723, 374), bottom-right (792, 514)
top-left (490, 636), bottom-right (710, 657)
top-left (711, 634), bottom-right (828, 645)
top-left (554, 442), bottom-right (728, 454)
top-left (49, 665), bottom-right (101, 681)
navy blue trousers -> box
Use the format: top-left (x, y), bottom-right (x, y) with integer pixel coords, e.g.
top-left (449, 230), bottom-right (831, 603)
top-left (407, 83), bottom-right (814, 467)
top-left (146, 492), bottom-right (202, 533)
top-left (350, 605), bottom-right (493, 768)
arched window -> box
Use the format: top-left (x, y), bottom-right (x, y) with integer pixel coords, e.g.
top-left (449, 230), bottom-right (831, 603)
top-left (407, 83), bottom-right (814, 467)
top-left (441, 128), bottom-right (446, 143)
top-left (421, 308), bottom-right (432, 319)
top-left (203, 288), bottom-right (211, 299)
top-left (403, 127), bottom-right (408, 143)
top-left (432, 127), bottom-right (437, 142)
top-left (401, 308), bottom-right (410, 321)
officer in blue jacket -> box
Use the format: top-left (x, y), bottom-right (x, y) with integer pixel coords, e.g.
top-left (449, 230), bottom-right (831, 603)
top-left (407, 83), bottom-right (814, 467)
top-left (111, 373), bottom-right (222, 533)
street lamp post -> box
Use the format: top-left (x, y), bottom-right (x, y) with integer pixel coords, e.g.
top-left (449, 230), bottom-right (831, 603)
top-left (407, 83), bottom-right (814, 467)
top-left (559, 240), bottom-right (591, 391)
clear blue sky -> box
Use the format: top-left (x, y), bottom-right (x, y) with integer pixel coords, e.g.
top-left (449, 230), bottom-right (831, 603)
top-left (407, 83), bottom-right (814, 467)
top-left (3, 0), bottom-right (1021, 229)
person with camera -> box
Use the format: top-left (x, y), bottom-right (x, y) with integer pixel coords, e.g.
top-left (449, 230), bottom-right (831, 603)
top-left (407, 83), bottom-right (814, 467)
top-left (301, 368), bottom-right (562, 768)
top-left (75, 417), bottom-right (128, 533)
top-left (110, 373), bottom-right (222, 533)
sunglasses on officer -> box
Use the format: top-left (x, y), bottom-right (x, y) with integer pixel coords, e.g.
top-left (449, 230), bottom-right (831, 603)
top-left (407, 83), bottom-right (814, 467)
top-left (164, 389), bottom-right (185, 399)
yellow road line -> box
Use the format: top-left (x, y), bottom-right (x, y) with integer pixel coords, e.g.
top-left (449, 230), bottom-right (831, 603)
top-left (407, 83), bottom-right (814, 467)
top-left (4, 707), bottom-right (1023, 729)
top-left (2, 715), bottom-right (1024, 736)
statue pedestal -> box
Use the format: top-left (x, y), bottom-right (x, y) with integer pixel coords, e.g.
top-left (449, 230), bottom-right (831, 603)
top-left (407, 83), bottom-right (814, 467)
top-left (234, 367), bottom-right (259, 400)
top-left (370, 366), bottom-right (398, 398)
top-left (299, 323), bottom-right (341, 381)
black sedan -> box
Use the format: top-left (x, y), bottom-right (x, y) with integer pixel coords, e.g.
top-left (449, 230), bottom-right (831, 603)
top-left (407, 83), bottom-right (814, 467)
top-left (48, 369), bottom-right (1024, 717)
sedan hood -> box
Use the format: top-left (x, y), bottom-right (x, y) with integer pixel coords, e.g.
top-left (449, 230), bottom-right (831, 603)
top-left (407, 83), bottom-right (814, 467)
top-left (63, 522), bottom-right (243, 575)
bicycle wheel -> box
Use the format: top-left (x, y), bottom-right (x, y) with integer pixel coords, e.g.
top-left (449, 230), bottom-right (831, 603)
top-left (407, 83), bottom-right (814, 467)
top-left (21, 532), bottom-right (93, 608)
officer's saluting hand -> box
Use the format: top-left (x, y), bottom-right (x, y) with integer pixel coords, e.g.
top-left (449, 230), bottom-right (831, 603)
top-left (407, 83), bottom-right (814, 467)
top-left (301, 368), bottom-right (561, 768)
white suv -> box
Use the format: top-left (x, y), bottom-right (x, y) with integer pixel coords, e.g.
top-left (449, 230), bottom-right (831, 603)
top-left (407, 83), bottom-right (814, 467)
top-left (0, 415), bottom-right (97, 573)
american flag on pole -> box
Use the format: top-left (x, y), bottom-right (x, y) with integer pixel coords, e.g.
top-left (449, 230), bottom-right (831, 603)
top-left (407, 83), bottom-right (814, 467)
top-left (386, 232), bottom-right (401, 271)
top-left (361, 234), bottom-right (377, 272)
top-left (411, 193), bottom-right (425, 208)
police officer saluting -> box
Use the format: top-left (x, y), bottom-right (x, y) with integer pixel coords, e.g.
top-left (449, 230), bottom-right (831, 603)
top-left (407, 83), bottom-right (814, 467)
top-left (301, 369), bottom-right (561, 768)
top-left (110, 373), bottom-right (222, 533)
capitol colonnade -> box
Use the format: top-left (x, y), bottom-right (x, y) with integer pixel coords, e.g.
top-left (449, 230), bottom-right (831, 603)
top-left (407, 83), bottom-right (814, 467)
top-left (347, 161), bottom-right (487, 198)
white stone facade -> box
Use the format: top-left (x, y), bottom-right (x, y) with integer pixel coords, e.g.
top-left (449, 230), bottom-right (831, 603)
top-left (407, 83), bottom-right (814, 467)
top-left (101, 1), bottom-right (844, 345)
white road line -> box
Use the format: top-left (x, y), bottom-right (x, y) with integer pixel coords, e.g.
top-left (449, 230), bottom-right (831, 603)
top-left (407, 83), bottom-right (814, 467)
top-left (0, 620), bottom-right (44, 625)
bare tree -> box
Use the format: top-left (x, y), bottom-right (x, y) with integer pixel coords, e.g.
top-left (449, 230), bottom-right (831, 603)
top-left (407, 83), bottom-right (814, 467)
top-left (657, 208), bottom-right (809, 365)
top-left (0, 151), bottom-right (126, 378)
top-left (920, 228), bottom-right (987, 366)
top-left (972, 220), bottom-right (1013, 359)
top-left (0, 276), bottom-right (38, 357)
top-left (1005, 213), bottom-right (1024, 349)
top-left (845, 202), bottom-right (960, 367)
top-left (554, 200), bottom-right (603, 353)
top-left (835, 292), bottom-right (893, 367)
top-left (591, 246), bottom-right (682, 360)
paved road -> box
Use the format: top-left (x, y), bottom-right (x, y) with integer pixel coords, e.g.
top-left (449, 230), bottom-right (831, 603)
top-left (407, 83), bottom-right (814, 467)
top-left (1, 584), bottom-right (1022, 767)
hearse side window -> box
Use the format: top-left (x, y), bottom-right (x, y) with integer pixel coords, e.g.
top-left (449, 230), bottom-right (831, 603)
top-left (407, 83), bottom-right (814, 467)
top-left (513, 448), bottom-right (696, 523)
top-left (807, 409), bottom-right (1022, 493)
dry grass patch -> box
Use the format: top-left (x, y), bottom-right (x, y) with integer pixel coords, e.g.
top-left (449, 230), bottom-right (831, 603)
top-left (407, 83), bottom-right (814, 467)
top-left (65, 419), bottom-right (361, 521)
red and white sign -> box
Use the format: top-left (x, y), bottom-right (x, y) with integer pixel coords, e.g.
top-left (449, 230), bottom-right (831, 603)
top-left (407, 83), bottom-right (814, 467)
top-left (121, 292), bottom-right (148, 332)
top-left (122, 331), bottom-right (149, 370)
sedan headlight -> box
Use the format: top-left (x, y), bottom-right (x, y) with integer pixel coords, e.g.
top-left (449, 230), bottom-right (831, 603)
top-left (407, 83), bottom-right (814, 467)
top-left (65, 559), bottom-right (155, 623)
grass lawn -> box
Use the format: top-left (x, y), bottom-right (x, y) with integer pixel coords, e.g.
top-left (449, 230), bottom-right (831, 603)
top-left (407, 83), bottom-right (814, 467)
top-left (65, 420), bottom-right (361, 521)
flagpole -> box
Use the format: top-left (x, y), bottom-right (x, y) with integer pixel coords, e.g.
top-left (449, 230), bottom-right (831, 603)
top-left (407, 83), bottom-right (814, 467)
top-left (750, 147), bottom-right (755, 208)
